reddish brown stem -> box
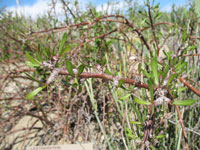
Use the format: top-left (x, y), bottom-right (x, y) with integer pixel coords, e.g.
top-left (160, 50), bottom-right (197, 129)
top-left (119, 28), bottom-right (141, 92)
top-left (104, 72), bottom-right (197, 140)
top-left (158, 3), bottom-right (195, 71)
top-left (55, 69), bottom-right (149, 89)
top-left (179, 77), bottom-right (200, 97)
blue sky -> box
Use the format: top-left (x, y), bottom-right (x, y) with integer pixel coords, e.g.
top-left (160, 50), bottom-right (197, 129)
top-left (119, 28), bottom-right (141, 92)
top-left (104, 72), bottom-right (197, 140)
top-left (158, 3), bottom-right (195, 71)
top-left (0, 0), bottom-right (189, 18)
top-left (0, 0), bottom-right (188, 8)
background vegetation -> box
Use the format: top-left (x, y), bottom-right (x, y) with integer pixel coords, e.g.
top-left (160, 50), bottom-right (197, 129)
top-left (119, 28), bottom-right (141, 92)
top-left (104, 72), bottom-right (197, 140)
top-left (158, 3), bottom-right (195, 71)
top-left (0, 0), bottom-right (199, 149)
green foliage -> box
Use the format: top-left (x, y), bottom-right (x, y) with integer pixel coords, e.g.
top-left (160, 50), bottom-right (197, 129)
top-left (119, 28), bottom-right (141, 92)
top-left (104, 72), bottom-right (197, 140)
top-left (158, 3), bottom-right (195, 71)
top-left (134, 96), bottom-right (151, 105)
top-left (173, 99), bottom-right (196, 106)
top-left (26, 85), bottom-right (47, 100)
top-left (0, 0), bottom-right (199, 150)
top-left (65, 60), bottom-right (75, 77)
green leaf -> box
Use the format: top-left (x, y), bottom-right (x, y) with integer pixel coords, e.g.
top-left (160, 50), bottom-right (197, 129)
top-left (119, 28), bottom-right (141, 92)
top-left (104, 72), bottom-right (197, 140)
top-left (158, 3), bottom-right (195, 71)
top-left (25, 52), bottom-right (41, 66)
top-left (187, 45), bottom-right (197, 51)
top-left (147, 80), bottom-right (154, 101)
top-left (138, 63), bottom-right (142, 74)
top-left (77, 64), bottom-right (85, 76)
top-left (173, 99), bottom-right (195, 106)
top-left (131, 103), bottom-right (143, 122)
top-left (26, 85), bottom-right (46, 100)
top-left (62, 80), bottom-right (72, 86)
top-left (151, 57), bottom-right (159, 85)
top-left (130, 121), bottom-right (142, 125)
top-left (154, 3), bottom-right (160, 9)
top-left (134, 96), bottom-right (151, 105)
top-left (142, 69), bottom-right (152, 79)
top-left (175, 62), bottom-right (187, 72)
top-left (60, 45), bottom-right (71, 56)
top-left (104, 69), bottom-right (112, 75)
top-left (59, 33), bottom-right (67, 56)
top-left (25, 72), bottom-right (40, 83)
top-left (66, 60), bottom-right (74, 77)
top-left (167, 74), bottom-right (177, 87)
top-left (177, 87), bottom-right (187, 92)
top-left (161, 64), bottom-right (169, 84)
top-left (25, 61), bottom-right (40, 67)
top-left (118, 79), bottom-right (125, 87)
top-left (156, 134), bottom-right (165, 139)
top-left (120, 93), bottom-right (131, 100)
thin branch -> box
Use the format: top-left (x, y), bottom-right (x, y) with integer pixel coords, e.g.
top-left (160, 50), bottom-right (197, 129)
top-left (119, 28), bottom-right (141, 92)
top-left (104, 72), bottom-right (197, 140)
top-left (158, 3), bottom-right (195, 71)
top-left (179, 77), bottom-right (200, 97)
top-left (46, 68), bottom-right (149, 89)
top-left (147, 4), bottom-right (159, 56)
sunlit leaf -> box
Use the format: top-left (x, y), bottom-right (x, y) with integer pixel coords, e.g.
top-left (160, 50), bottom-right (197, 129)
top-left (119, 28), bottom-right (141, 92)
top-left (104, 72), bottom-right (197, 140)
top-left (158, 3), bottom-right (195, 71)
top-left (59, 32), bottom-right (67, 56)
top-left (161, 64), bottom-right (169, 84)
top-left (120, 93), bottom-right (131, 100)
top-left (134, 96), bottom-right (151, 105)
top-left (173, 99), bottom-right (195, 106)
top-left (156, 134), bottom-right (165, 139)
top-left (25, 61), bottom-right (40, 67)
top-left (104, 69), bottom-right (112, 75)
top-left (130, 121), bottom-right (142, 125)
top-left (25, 52), bottom-right (40, 66)
top-left (118, 79), bottom-right (125, 87)
top-left (26, 85), bottom-right (46, 100)
top-left (147, 80), bottom-right (154, 101)
top-left (151, 57), bottom-right (159, 85)
top-left (77, 64), bottom-right (85, 76)
top-left (66, 60), bottom-right (74, 77)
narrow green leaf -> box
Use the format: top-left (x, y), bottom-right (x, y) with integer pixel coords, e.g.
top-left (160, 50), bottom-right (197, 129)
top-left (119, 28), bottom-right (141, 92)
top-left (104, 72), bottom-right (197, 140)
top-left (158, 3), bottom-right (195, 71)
top-left (154, 3), bottom-right (160, 9)
top-left (156, 134), bottom-right (165, 139)
top-left (167, 74), bottom-right (176, 87)
top-left (173, 99), bottom-right (195, 106)
top-left (134, 96), bottom-right (151, 105)
top-left (66, 60), bottom-right (74, 77)
top-left (118, 79), bottom-right (125, 87)
top-left (60, 45), bottom-right (71, 56)
top-left (177, 87), bottom-right (187, 92)
top-left (77, 64), bottom-right (85, 76)
top-left (62, 80), bottom-right (72, 86)
top-left (161, 64), bottom-right (169, 84)
top-left (151, 57), bottom-right (159, 85)
top-left (120, 93), bottom-right (131, 100)
top-left (142, 69), bottom-right (152, 79)
top-left (130, 121), bottom-right (142, 125)
top-left (104, 69), bottom-right (112, 75)
top-left (25, 52), bottom-right (40, 66)
top-left (131, 103), bottom-right (143, 122)
top-left (25, 72), bottom-right (41, 83)
top-left (175, 62), bottom-right (187, 72)
top-left (59, 33), bottom-right (67, 55)
top-left (187, 45), bottom-right (197, 51)
top-left (25, 61), bottom-right (40, 67)
top-left (26, 85), bottom-right (46, 100)
top-left (138, 63), bottom-right (142, 74)
top-left (147, 80), bottom-right (154, 101)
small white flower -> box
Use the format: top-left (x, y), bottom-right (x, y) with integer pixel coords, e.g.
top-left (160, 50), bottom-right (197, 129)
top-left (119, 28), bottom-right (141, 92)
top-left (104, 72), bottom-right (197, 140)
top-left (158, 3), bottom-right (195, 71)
top-left (80, 78), bottom-right (85, 83)
top-left (113, 79), bottom-right (119, 87)
top-left (129, 56), bottom-right (136, 60)
top-left (135, 139), bottom-right (141, 144)
top-left (154, 96), bottom-right (170, 106)
top-left (145, 140), bottom-right (150, 147)
top-left (72, 68), bottom-right (78, 74)
top-left (46, 68), bottom-right (59, 84)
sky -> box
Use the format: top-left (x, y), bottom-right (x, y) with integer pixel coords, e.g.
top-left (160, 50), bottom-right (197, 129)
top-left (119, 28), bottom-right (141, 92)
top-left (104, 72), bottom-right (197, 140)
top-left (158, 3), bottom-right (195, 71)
top-left (0, 0), bottom-right (189, 18)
